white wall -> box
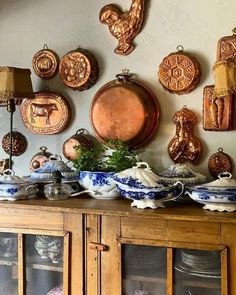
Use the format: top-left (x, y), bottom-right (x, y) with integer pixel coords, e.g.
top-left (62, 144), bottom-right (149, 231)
top-left (0, 0), bottom-right (235, 177)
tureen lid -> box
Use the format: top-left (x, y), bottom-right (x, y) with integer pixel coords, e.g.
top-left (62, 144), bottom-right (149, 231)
top-left (30, 154), bottom-right (77, 181)
top-left (114, 162), bottom-right (163, 188)
top-left (0, 169), bottom-right (28, 184)
top-left (157, 163), bottom-right (207, 184)
top-left (201, 172), bottom-right (236, 187)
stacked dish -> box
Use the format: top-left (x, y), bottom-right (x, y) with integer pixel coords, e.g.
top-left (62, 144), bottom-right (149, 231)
top-left (113, 162), bottom-right (184, 209)
top-left (186, 172), bottom-right (236, 212)
top-left (175, 249), bottom-right (221, 278)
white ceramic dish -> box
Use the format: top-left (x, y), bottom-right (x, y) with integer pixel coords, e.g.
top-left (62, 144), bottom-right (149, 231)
top-left (186, 172), bottom-right (236, 212)
top-left (78, 171), bottom-right (119, 200)
top-left (113, 162), bottom-right (184, 209)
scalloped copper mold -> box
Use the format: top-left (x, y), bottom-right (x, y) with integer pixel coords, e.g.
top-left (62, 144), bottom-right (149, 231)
top-left (158, 46), bottom-right (202, 95)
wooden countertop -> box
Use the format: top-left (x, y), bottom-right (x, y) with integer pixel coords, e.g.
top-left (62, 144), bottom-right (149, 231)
top-left (0, 195), bottom-right (236, 223)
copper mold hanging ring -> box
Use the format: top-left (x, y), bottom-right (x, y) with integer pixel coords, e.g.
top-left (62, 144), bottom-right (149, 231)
top-left (32, 44), bottom-right (59, 79)
top-left (158, 45), bottom-right (202, 94)
top-left (59, 48), bottom-right (99, 91)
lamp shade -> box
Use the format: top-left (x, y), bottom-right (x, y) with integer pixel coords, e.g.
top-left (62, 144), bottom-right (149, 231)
top-left (0, 66), bottom-right (34, 106)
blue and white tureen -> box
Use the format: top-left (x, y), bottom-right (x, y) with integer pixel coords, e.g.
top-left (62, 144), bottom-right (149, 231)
top-left (186, 172), bottom-right (236, 212)
top-left (0, 169), bottom-right (38, 201)
top-left (113, 162), bottom-right (184, 209)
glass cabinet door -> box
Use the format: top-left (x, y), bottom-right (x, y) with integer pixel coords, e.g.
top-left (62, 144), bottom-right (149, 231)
top-left (174, 249), bottom-right (222, 295)
top-left (120, 242), bottom-right (227, 295)
top-left (25, 234), bottom-right (65, 295)
top-left (0, 230), bottom-right (69, 295)
top-left (122, 244), bottom-right (167, 295)
top-left (0, 233), bottom-right (18, 294)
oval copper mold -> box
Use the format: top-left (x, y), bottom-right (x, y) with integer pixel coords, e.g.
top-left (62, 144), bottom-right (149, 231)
top-left (90, 72), bottom-right (160, 148)
top-left (32, 45), bottom-right (59, 79)
top-left (59, 48), bottom-right (99, 91)
top-left (20, 91), bottom-right (71, 135)
top-left (158, 46), bottom-right (202, 95)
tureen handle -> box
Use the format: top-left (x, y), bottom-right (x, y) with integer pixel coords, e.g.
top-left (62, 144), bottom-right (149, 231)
top-left (218, 172), bottom-right (232, 179)
top-left (3, 169), bottom-right (15, 176)
top-left (135, 162), bottom-right (152, 172)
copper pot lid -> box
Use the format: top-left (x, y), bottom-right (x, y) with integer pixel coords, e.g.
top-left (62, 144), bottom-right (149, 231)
top-left (158, 45), bottom-right (202, 94)
top-left (59, 48), bottom-right (99, 91)
top-left (32, 44), bottom-right (59, 79)
top-left (90, 70), bottom-right (160, 148)
top-left (20, 89), bottom-right (71, 134)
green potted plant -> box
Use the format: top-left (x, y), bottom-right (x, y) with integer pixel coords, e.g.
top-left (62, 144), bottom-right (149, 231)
top-left (72, 140), bottom-right (138, 200)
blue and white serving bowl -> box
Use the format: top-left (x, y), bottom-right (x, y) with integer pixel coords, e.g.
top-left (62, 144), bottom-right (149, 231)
top-left (186, 172), bottom-right (236, 212)
top-left (78, 171), bottom-right (120, 200)
top-left (113, 162), bottom-right (184, 209)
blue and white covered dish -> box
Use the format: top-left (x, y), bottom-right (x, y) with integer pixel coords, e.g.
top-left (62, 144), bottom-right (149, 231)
top-left (186, 172), bottom-right (236, 212)
top-left (30, 154), bottom-right (78, 183)
top-left (0, 169), bottom-right (38, 201)
top-left (113, 162), bottom-right (184, 209)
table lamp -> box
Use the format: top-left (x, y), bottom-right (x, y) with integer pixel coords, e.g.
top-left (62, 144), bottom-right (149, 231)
top-left (0, 66), bottom-right (34, 169)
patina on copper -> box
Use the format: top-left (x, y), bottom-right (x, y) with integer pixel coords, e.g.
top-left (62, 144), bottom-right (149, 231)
top-left (32, 44), bottom-right (59, 79)
top-left (168, 106), bottom-right (202, 165)
top-left (59, 48), bottom-right (99, 91)
top-left (216, 28), bottom-right (236, 61)
top-left (20, 90), bottom-right (71, 134)
top-left (158, 46), bottom-right (202, 94)
top-left (62, 129), bottom-right (94, 161)
top-left (90, 70), bottom-right (160, 148)
top-left (208, 148), bottom-right (233, 179)
top-left (29, 146), bottom-right (53, 172)
top-left (99, 0), bottom-right (146, 55)
top-left (203, 85), bottom-right (234, 131)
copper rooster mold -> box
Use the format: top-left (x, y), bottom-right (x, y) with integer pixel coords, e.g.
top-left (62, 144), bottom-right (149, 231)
top-left (99, 0), bottom-right (146, 55)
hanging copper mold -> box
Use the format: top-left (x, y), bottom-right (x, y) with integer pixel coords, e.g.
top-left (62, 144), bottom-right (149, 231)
top-left (62, 129), bottom-right (94, 161)
top-left (203, 85), bottom-right (234, 131)
top-left (208, 148), bottom-right (233, 179)
top-left (168, 106), bottom-right (202, 165)
top-left (59, 48), bottom-right (99, 91)
top-left (158, 45), bottom-right (202, 94)
top-left (32, 44), bottom-right (59, 79)
top-left (99, 0), bottom-right (146, 55)
top-left (2, 130), bottom-right (27, 156)
top-left (216, 27), bottom-right (236, 61)
top-left (29, 146), bottom-right (53, 172)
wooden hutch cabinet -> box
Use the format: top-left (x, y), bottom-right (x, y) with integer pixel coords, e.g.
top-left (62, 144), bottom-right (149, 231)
top-left (0, 197), bottom-right (235, 295)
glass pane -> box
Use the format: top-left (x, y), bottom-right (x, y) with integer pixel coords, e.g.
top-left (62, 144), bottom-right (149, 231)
top-left (122, 244), bottom-right (167, 295)
top-left (0, 233), bottom-right (18, 295)
top-left (25, 234), bottom-right (64, 295)
top-left (174, 248), bottom-right (221, 295)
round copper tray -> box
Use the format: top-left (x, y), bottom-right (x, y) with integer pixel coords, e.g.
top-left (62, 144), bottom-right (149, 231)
top-left (32, 45), bottom-right (59, 79)
top-left (90, 72), bottom-right (160, 148)
top-left (59, 48), bottom-right (99, 91)
top-left (20, 91), bottom-right (71, 134)
top-left (158, 46), bottom-right (201, 94)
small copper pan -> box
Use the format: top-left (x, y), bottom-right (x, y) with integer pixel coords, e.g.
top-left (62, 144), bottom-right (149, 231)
top-left (90, 71), bottom-right (160, 148)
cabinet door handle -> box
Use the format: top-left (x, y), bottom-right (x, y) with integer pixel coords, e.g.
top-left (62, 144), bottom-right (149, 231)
top-left (89, 242), bottom-right (107, 251)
